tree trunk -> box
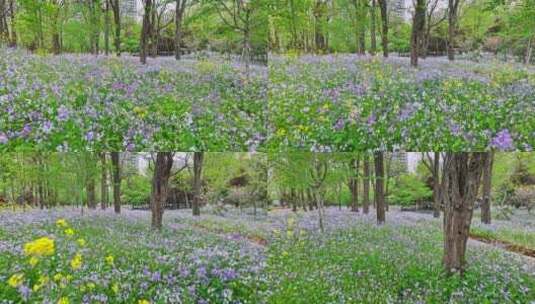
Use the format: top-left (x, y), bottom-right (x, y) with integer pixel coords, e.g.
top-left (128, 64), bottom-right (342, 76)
top-left (111, 0), bottom-right (121, 56)
top-left (104, 0), bottom-right (110, 55)
top-left (442, 153), bottom-right (488, 275)
top-left (151, 153), bottom-right (173, 230)
top-left (447, 0), bottom-right (459, 61)
top-left (481, 151), bottom-right (494, 224)
top-left (349, 158), bottom-right (360, 212)
top-left (363, 155), bottom-right (370, 214)
top-left (192, 152), bottom-right (203, 216)
top-left (410, 0), bottom-right (426, 67)
top-left (87, 174), bottom-right (96, 209)
top-left (111, 152), bottom-right (121, 214)
top-left (433, 152), bottom-right (441, 218)
top-left (370, 0), bottom-right (377, 55)
top-left (374, 152), bottom-right (385, 224)
top-left (140, 0), bottom-right (153, 64)
top-left (526, 36), bottom-right (533, 65)
top-left (377, 0), bottom-right (388, 57)
top-left (100, 153), bottom-right (108, 210)
top-left (175, 0), bottom-right (184, 60)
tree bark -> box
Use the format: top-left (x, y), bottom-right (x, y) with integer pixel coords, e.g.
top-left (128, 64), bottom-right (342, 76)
top-left (374, 152), bottom-right (385, 224)
top-left (447, 0), bottom-right (460, 61)
top-left (370, 0), bottom-right (377, 55)
top-left (192, 152), bottom-right (203, 216)
top-left (433, 152), bottom-right (441, 218)
top-left (363, 155), bottom-right (370, 214)
top-left (377, 0), bottom-right (388, 57)
top-left (410, 0), bottom-right (426, 67)
top-left (481, 151), bottom-right (494, 224)
top-left (111, 152), bottom-right (121, 214)
top-left (175, 0), bottom-right (187, 60)
top-left (151, 153), bottom-right (174, 230)
top-left (100, 153), bottom-right (108, 210)
top-left (140, 0), bottom-right (153, 64)
top-left (104, 0), bottom-right (110, 55)
top-left (526, 36), bottom-right (533, 65)
top-left (110, 0), bottom-right (121, 56)
top-left (349, 158), bottom-right (360, 212)
top-left (442, 153), bottom-right (488, 275)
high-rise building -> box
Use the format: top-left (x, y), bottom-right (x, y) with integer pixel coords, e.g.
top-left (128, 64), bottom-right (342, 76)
top-left (121, 0), bottom-right (139, 19)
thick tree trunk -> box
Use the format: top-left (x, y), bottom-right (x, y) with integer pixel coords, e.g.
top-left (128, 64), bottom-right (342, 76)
top-left (433, 152), bottom-right (441, 218)
top-left (363, 155), bottom-right (370, 214)
top-left (442, 153), bottom-right (488, 275)
top-left (192, 152), bottom-right (203, 216)
top-left (481, 151), bottom-right (494, 224)
top-left (140, 0), bottom-right (153, 64)
top-left (447, 0), bottom-right (459, 61)
top-left (370, 0), bottom-right (377, 55)
top-left (100, 153), bottom-right (108, 210)
top-left (111, 152), bottom-right (121, 214)
top-left (151, 153), bottom-right (173, 230)
top-left (410, 0), bottom-right (426, 67)
top-left (374, 152), bottom-right (385, 224)
top-left (378, 0), bottom-right (388, 57)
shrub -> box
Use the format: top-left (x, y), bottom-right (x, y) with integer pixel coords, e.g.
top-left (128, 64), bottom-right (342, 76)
top-left (388, 174), bottom-right (433, 207)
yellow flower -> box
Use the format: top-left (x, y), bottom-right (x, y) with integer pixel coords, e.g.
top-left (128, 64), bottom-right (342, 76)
top-left (53, 273), bottom-right (63, 282)
top-left (29, 256), bottom-right (39, 267)
top-left (138, 300), bottom-right (150, 304)
top-left (56, 219), bottom-right (69, 228)
top-left (111, 283), bottom-right (120, 294)
top-left (282, 251), bottom-right (289, 257)
top-left (105, 255), bottom-right (114, 266)
top-left (7, 273), bottom-right (24, 288)
top-left (32, 275), bottom-right (49, 292)
top-left (24, 237), bottom-right (55, 257)
top-left (64, 228), bottom-right (75, 236)
top-left (70, 253), bottom-right (83, 270)
top-left (57, 297), bottom-right (69, 304)
top-left (87, 282), bottom-right (96, 290)
top-left (77, 238), bottom-right (86, 247)
top-left (286, 230), bottom-right (294, 238)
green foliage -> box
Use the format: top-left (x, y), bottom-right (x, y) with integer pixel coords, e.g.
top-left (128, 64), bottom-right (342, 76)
top-left (388, 174), bottom-right (432, 206)
top-left (122, 174), bottom-right (151, 207)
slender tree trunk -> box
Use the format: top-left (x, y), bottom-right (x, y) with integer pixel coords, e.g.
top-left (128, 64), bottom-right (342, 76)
top-left (104, 0), bottom-right (110, 55)
top-left (481, 151), bottom-right (494, 224)
top-left (111, 152), bottom-right (121, 214)
top-left (151, 153), bottom-right (173, 230)
top-left (374, 152), bottom-right (385, 224)
top-left (87, 176), bottom-right (96, 209)
top-left (140, 0), bottom-right (152, 64)
top-left (192, 152), bottom-right (203, 216)
top-left (174, 0), bottom-right (184, 60)
top-left (526, 36), bottom-right (533, 65)
top-left (100, 153), bottom-right (108, 210)
top-left (370, 0), bottom-right (377, 55)
top-left (433, 152), bottom-right (441, 218)
top-left (377, 0), bottom-right (388, 57)
top-left (442, 153), bottom-right (488, 276)
top-left (363, 155), bottom-right (370, 214)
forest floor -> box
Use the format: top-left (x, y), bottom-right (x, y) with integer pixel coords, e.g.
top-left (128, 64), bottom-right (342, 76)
top-left (1, 206), bottom-right (534, 303)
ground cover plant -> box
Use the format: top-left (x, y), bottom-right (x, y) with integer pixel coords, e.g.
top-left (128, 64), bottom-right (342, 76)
top-left (268, 55), bottom-right (535, 151)
top-left (0, 49), bottom-right (267, 151)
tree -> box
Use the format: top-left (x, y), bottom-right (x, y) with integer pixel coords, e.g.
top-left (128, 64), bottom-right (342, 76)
top-left (308, 153), bottom-right (328, 232)
top-left (481, 151), bottom-right (494, 224)
top-left (192, 152), bottom-right (204, 216)
top-left (422, 152), bottom-right (442, 218)
top-left (100, 153), bottom-right (108, 209)
top-left (374, 152), bottom-right (385, 224)
top-left (349, 157), bottom-right (360, 212)
top-left (150, 152), bottom-right (174, 230)
top-left (109, 0), bottom-right (121, 56)
top-left (369, 0), bottom-right (377, 55)
top-left (410, 0), bottom-right (426, 67)
top-left (140, 0), bottom-right (154, 64)
top-left (111, 152), bottom-right (121, 214)
top-left (104, 0), bottom-right (110, 55)
top-left (447, 0), bottom-right (461, 60)
top-left (377, 0), bottom-right (388, 57)
top-left (362, 154), bottom-right (370, 214)
top-left (442, 152), bottom-right (488, 275)
top-left (175, 0), bottom-right (188, 60)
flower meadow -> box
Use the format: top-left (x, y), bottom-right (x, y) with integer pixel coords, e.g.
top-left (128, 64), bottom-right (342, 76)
top-left (267, 54), bottom-right (535, 151)
top-left (1, 208), bottom-right (534, 303)
top-left (0, 48), bottom-right (267, 152)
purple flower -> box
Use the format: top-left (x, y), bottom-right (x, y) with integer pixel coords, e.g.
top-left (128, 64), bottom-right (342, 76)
top-left (42, 121), bottom-right (53, 134)
top-left (334, 118), bottom-right (345, 131)
top-left (0, 132), bottom-right (7, 144)
top-left (57, 106), bottom-right (69, 121)
top-left (491, 129), bottom-right (514, 150)
top-left (151, 271), bottom-right (161, 282)
top-left (21, 124), bottom-right (32, 137)
top-left (222, 268), bottom-right (237, 281)
top-left (367, 114), bottom-right (376, 126)
top-left (85, 131), bottom-right (95, 142)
